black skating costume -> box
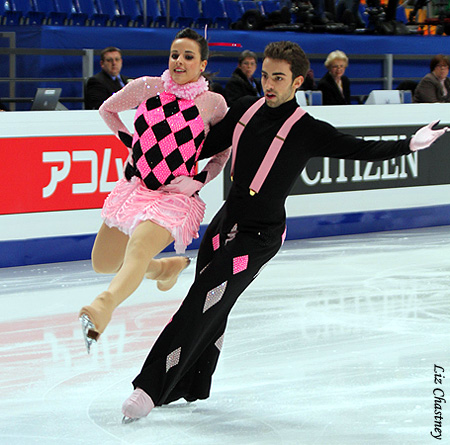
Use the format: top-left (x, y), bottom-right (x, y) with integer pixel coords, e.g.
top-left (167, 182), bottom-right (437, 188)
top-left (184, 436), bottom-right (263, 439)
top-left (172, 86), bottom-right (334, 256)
top-left (131, 96), bottom-right (412, 405)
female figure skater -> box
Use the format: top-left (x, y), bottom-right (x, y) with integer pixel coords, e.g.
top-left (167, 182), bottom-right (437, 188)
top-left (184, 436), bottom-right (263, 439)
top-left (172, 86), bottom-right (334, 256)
top-left (79, 28), bottom-right (229, 353)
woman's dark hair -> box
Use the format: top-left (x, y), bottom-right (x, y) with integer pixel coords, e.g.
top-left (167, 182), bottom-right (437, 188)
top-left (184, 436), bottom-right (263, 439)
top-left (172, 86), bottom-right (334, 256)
top-left (174, 28), bottom-right (209, 61)
top-left (430, 54), bottom-right (450, 72)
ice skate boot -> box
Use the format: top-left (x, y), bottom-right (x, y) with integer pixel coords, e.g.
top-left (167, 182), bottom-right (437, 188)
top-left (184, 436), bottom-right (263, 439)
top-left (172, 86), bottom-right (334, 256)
top-left (146, 256), bottom-right (191, 292)
top-left (122, 388), bottom-right (155, 423)
top-left (79, 291), bottom-right (114, 353)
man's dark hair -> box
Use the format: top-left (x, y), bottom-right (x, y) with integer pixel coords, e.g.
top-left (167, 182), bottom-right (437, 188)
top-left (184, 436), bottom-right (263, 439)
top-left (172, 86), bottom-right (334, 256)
top-left (263, 41), bottom-right (310, 80)
top-left (100, 46), bottom-right (122, 61)
top-left (174, 28), bottom-right (209, 61)
top-left (430, 54), bottom-right (450, 72)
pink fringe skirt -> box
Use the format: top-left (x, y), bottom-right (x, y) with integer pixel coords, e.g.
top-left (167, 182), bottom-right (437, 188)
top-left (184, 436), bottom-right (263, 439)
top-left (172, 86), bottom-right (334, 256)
top-left (101, 177), bottom-right (206, 254)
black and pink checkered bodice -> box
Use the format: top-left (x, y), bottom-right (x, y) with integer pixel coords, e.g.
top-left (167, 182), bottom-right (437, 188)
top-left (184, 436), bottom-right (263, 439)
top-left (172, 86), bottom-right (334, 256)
top-left (125, 91), bottom-right (205, 190)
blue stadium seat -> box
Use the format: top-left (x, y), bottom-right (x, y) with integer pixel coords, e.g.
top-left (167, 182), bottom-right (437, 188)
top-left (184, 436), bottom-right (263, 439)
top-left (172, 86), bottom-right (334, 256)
top-left (201, 0), bottom-right (230, 28)
top-left (98, 0), bottom-right (131, 26)
top-left (121, 0), bottom-right (145, 26)
top-left (240, 0), bottom-right (259, 12)
top-left (222, 0), bottom-right (245, 23)
top-left (0, 0), bottom-right (23, 25)
top-left (305, 90), bottom-right (323, 105)
top-left (179, 0), bottom-right (201, 27)
top-left (258, 0), bottom-right (280, 16)
top-left (59, 0), bottom-right (89, 26)
top-left (78, 0), bottom-right (109, 25)
top-left (15, 0), bottom-right (46, 25)
top-left (146, 0), bottom-right (164, 26)
top-left (400, 90), bottom-right (412, 103)
top-left (396, 4), bottom-right (407, 23)
top-left (35, 0), bottom-right (68, 25)
top-left (157, 0), bottom-right (191, 27)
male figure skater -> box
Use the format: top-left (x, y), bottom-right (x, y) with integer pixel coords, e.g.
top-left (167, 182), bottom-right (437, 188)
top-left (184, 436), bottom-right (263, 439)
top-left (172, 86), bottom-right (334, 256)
top-left (121, 40), bottom-right (448, 421)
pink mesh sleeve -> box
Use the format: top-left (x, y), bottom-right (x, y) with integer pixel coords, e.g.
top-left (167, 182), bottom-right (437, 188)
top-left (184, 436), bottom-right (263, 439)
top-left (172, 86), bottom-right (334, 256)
top-left (194, 92), bottom-right (230, 185)
top-left (99, 76), bottom-right (162, 139)
top-left (199, 147), bottom-right (231, 185)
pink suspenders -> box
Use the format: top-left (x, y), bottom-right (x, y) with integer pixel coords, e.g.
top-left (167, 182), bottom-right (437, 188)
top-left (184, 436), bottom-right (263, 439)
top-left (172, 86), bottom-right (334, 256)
top-left (230, 98), bottom-right (306, 196)
top-left (231, 98), bottom-right (265, 180)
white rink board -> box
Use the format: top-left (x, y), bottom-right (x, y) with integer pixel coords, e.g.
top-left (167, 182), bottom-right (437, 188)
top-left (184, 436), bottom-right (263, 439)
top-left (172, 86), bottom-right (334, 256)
top-left (1, 104), bottom-right (449, 243)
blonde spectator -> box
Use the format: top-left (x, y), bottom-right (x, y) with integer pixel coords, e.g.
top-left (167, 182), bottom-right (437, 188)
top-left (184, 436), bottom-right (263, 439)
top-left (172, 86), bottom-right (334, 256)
top-left (317, 50), bottom-right (351, 105)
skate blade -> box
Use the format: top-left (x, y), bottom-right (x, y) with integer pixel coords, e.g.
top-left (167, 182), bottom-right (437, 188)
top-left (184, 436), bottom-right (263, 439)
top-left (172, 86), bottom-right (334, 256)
top-left (122, 415), bottom-right (139, 424)
top-left (79, 314), bottom-right (99, 354)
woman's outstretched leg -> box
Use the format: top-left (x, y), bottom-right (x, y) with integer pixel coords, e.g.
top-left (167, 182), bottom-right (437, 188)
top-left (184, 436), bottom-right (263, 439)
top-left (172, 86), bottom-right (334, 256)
top-left (79, 221), bottom-right (175, 351)
top-left (91, 223), bottom-right (130, 274)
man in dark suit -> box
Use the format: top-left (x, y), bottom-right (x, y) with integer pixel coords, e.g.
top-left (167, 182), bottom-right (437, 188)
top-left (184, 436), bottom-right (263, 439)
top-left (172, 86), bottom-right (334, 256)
top-left (85, 46), bottom-right (130, 110)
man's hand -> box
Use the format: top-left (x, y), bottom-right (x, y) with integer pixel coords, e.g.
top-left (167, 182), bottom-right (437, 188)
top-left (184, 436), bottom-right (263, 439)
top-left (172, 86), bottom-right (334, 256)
top-left (410, 120), bottom-right (449, 151)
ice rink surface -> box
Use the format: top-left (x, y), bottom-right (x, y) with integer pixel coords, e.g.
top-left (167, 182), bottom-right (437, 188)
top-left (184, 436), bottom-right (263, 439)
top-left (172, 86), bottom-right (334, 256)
top-left (1, 226), bottom-right (449, 445)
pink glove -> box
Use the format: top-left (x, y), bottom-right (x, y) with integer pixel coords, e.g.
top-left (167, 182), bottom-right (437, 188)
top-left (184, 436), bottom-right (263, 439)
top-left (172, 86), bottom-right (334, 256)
top-left (162, 176), bottom-right (203, 196)
top-left (410, 120), bottom-right (449, 151)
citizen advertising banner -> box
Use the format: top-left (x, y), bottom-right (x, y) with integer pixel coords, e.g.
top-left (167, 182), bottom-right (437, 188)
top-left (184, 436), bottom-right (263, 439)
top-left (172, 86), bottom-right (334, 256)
top-left (1, 135), bottom-right (128, 215)
top-left (2, 123), bottom-right (449, 216)
top-left (224, 125), bottom-right (450, 197)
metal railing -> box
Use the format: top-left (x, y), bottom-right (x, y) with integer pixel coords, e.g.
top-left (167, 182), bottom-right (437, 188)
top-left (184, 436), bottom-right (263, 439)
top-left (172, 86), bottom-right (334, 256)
top-left (0, 33), bottom-right (433, 110)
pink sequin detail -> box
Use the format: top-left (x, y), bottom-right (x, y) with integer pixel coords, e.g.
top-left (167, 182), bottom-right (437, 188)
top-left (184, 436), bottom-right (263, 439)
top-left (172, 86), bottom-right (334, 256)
top-left (167, 112), bottom-right (187, 133)
top-left (158, 133), bottom-right (177, 157)
top-left (132, 91), bottom-right (205, 186)
top-left (152, 160), bottom-right (171, 183)
top-left (137, 128), bottom-right (158, 153)
top-left (233, 255), bottom-right (248, 274)
top-left (212, 234), bottom-right (220, 251)
top-left (172, 164), bottom-right (190, 177)
top-left (136, 157), bottom-right (151, 178)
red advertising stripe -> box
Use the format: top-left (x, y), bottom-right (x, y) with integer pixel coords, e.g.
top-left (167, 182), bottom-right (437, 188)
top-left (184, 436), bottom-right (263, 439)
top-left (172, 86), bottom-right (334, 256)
top-left (1, 135), bottom-right (128, 215)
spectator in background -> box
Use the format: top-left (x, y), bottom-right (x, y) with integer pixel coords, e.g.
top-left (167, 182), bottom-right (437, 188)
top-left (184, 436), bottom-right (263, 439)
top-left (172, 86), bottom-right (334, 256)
top-left (85, 46), bottom-right (130, 110)
top-left (224, 50), bottom-right (263, 106)
top-left (317, 50), bottom-right (351, 105)
top-left (299, 69), bottom-right (316, 91)
top-left (413, 54), bottom-right (450, 103)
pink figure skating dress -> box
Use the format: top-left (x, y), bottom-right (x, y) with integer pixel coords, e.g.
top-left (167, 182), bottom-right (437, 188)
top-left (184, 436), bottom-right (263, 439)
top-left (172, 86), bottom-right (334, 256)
top-left (99, 70), bottom-right (229, 253)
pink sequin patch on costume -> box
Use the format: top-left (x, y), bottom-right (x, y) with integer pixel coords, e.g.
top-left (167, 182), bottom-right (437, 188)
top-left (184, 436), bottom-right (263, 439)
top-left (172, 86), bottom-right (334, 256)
top-left (212, 234), bottom-right (220, 251)
top-left (131, 91), bottom-right (205, 190)
top-left (233, 255), bottom-right (249, 274)
top-left (281, 226), bottom-right (287, 245)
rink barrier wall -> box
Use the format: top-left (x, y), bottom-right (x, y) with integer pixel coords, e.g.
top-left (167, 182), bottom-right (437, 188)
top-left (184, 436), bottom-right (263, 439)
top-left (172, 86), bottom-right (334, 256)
top-left (1, 104), bottom-right (450, 267)
top-left (2, 204), bottom-right (449, 268)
